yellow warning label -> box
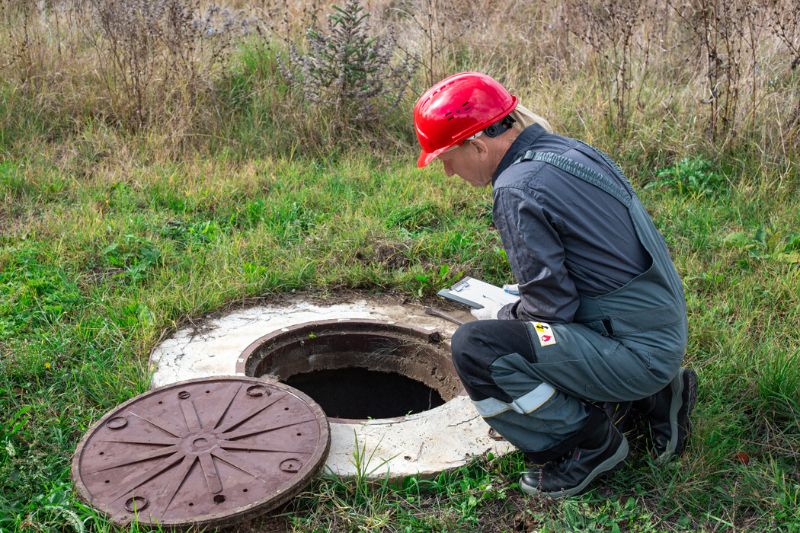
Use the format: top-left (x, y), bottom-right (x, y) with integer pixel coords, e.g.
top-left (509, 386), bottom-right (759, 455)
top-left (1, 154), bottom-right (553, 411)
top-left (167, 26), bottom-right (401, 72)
top-left (532, 322), bottom-right (557, 347)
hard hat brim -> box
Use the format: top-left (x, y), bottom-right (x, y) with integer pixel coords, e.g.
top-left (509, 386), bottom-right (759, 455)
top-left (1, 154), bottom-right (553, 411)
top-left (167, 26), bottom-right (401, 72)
top-left (417, 147), bottom-right (447, 168)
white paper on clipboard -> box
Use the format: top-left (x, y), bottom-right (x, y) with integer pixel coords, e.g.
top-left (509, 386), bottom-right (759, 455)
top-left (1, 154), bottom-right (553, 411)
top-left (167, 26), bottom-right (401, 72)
top-left (436, 277), bottom-right (520, 309)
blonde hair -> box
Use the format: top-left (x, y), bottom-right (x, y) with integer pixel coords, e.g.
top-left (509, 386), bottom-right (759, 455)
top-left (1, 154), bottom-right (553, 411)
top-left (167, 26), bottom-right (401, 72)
top-left (510, 103), bottom-right (553, 133)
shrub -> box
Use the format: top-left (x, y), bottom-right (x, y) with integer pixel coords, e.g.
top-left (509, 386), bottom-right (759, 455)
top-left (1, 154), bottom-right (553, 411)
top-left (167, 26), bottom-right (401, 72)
top-left (279, 0), bottom-right (413, 134)
top-left (88, 0), bottom-right (256, 131)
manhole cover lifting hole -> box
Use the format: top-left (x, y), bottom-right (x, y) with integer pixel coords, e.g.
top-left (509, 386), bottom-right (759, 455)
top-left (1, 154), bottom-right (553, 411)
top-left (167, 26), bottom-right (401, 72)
top-left (71, 377), bottom-right (330, 530)
top-left (237, 319), bottom-right (464, 421)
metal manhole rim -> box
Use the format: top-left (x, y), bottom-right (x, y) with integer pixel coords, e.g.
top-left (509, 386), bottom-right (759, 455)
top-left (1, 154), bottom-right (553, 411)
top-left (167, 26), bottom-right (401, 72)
top-left (236, 318), bottom-right (445, 374)
top-left (71, 375), bottom-right (330, 529)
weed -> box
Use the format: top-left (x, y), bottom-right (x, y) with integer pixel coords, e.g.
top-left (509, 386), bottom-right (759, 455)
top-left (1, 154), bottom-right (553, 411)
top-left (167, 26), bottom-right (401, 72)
top-left (722, 225), bottom-right (800, 263)
top-left (555, 496), bottom-right (658, 531)
top-left (160, 219), bottom-right (220, 248)
top-left (101, 235), bottom-right (162, 283)
top-left (410, 263), bottom-right (459, 297)
top-left (0, 406), bottom-right (31, 467)
top-left (646, 157), bottom-right (727, 197)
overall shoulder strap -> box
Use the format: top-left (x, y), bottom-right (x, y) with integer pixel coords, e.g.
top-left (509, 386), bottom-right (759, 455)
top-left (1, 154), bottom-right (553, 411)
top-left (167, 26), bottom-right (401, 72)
top-left (513, 150), bottom-right (632, 208)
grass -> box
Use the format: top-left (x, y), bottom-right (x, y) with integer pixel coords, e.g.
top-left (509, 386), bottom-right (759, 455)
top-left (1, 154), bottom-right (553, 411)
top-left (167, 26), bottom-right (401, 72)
top-left (1, 142), bottom-right (798, 531)
top-left (1, 1), bottom-right (799, 530)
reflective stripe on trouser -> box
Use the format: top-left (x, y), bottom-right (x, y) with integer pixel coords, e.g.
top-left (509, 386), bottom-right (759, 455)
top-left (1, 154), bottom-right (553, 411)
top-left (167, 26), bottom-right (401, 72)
top-left (450, 319), bottom-right (681, 452)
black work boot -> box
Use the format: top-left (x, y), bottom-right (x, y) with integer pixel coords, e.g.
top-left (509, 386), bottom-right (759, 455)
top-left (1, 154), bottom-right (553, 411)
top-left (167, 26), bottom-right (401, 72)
top-left (602, 401), bottom-right (635, 433)
top-left (636, 367), bottom-right (698, 464)
top-left (519, 408), bottom-right (629, 498)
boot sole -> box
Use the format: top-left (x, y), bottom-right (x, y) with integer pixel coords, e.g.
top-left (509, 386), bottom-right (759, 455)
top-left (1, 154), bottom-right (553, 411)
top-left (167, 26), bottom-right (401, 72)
top-left (655, 368), bottom-right (698, 464)
top-left (519, 435), bottom-right (629, 499)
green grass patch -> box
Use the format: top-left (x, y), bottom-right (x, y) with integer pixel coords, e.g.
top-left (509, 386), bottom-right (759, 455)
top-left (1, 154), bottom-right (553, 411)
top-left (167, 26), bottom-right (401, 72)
top-left (1, 147), bottom-right (797, 531)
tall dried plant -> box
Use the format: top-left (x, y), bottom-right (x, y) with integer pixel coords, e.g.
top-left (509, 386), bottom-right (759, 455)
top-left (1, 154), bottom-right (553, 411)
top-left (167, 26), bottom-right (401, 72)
top-left (767, 0), bottom-right (800, 137)
top-left (670, 0), bottom-right (758, 143)
top-left (1, 0), bottom-right (48, 91)
top-left (87, 0), bottom-right (254, 131)
top-left (255, 0), bottom-right (325, 42)
top-left (2, 0), bottom-right (799, 159)
top-left (391, 0), bottom-right (474, 89)
top-left (562, 0), bottom-right (656, 134)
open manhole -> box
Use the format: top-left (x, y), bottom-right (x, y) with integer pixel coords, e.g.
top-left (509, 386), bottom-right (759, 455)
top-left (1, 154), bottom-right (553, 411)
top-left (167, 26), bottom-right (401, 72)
top-left (150, 300), bottom-right (515, 479)
top-left (237, 320), bottom-right (464, 421)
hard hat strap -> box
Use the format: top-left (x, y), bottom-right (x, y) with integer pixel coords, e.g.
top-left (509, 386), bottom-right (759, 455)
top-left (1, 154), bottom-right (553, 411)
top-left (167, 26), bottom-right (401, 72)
top-left (483, 114), bottom-right (516, 138)
top-left (460, 115), bottom-right (516, 147)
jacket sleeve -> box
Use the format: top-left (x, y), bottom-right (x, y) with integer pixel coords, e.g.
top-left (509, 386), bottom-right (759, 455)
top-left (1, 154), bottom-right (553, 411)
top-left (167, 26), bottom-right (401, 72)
top-left (493, 185), bottom-right (580, 323)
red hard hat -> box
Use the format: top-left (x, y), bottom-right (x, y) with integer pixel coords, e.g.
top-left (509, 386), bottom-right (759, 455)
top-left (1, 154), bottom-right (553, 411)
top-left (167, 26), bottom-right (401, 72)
top-left (413, 72), bottom-right (518, 168)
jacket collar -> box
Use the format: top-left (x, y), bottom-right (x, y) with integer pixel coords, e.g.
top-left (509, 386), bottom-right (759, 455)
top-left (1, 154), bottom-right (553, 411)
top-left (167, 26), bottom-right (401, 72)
top-left (492, 124), bottom-right (547, 185)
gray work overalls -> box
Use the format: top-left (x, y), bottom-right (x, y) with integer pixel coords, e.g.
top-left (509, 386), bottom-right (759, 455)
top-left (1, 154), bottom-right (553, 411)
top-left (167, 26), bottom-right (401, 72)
top-left (465, 145), bottom-right (688, 454)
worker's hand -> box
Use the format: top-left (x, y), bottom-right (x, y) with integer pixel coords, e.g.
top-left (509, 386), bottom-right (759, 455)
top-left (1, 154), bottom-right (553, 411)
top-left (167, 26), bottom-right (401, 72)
top-left (470, 302), bottom-right (502, 320)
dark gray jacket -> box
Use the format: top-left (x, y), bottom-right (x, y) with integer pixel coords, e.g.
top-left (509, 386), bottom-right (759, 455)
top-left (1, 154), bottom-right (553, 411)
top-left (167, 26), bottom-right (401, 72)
top-left (494, 125), bottom-right (650, 322)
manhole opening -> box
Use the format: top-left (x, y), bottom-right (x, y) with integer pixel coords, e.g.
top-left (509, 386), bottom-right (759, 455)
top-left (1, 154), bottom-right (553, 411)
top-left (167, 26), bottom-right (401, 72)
top-left (239, 320), bottom-right (463, 421)
top-left (285, 367), bottom-right (445, 419)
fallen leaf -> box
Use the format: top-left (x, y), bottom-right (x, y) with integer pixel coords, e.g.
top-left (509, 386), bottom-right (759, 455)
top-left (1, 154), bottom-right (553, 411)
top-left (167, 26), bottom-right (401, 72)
top-left (735, 451), bottom-right (750, 465)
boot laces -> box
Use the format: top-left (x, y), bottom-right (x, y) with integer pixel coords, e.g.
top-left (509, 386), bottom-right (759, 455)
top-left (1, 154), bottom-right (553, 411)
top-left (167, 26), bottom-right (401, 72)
top-left (541, 447), bottom-right (580, 475)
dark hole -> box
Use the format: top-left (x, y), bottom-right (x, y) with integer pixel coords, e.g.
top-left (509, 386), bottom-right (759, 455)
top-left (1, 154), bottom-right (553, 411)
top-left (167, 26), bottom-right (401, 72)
top-left (214, 494), bottom-right (226, 504)
top-left (284, 368), bottom-right (445, 419)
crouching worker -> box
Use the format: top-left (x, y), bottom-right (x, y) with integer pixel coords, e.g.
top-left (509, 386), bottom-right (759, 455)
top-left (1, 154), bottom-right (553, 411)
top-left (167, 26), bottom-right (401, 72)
top-left (413, 72), bottom-right (697, 498)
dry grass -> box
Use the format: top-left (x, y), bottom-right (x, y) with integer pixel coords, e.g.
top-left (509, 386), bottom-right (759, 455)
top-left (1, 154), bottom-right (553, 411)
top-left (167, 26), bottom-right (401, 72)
top-left (1, 0), bottom-right (799, 164)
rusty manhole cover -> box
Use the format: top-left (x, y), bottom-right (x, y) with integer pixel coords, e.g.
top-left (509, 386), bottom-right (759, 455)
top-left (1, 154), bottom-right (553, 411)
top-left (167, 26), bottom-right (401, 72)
top-left (71, 376), bottom-right (329, 529)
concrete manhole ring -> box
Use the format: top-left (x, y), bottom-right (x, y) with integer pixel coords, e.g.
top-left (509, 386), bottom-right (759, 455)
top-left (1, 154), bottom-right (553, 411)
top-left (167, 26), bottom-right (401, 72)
top-left (150, 297), bottom-right (514, 478)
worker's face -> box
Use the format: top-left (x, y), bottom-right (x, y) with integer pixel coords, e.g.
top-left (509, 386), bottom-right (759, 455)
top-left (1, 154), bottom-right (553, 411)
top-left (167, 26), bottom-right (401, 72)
top-left (437, 140), bottom-right (493, 187)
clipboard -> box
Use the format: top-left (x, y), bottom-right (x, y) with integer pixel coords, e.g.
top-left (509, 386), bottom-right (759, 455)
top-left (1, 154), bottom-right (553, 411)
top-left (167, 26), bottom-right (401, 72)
top-left (437, 277), bottom-right (519, 309)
